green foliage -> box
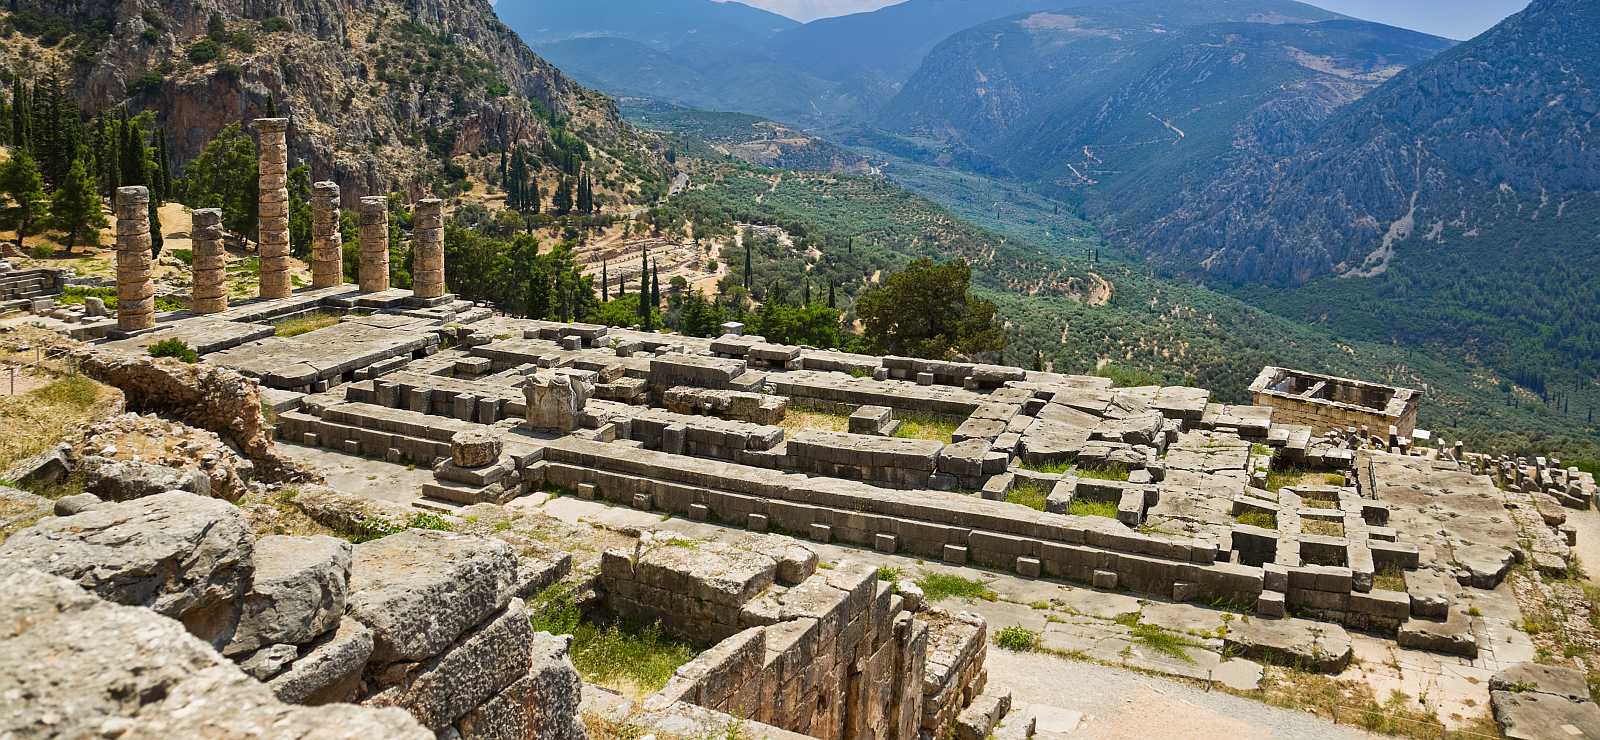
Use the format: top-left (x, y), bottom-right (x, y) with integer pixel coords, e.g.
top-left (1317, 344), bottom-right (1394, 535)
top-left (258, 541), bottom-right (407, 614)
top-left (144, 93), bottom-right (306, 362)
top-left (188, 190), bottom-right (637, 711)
top-left (181, 123), bottom-right (259, 237)
top-left (915, 573), bottom-right (997, 603)
top-left (744, 300), bottom-right (843, 349)
top-left (1076, 464), bottom-right (1130, 482)
top-left (443, 227), bottom-right (597, 321)
top-left (876, 566), bottom-right (902, 582)
top-left (0, 149), bottom-right (47, 249)
top-left (892, 412), bottom-right (959, 443)
top-left (995, 625), bottom-right (1040, 652)
top-left (261, 16), bottom-right (291, 33)
top-left (1130, 623), bottom-right (1201, 663)
top-left (147, 338), bottom-right (199, 363)
top-left (1234, 510), bottom-right (1278, 529)
top-left (49, 159), bottom-right (106, 251)
top-left (528, 584), bottom-right (697, 695)
top-left (1096, 363), bottom-right (1163, 388)
top-left (186, 38), bottom-right (223, 64)
top-left (856, 258), bottom-right (1005, 360)
top-left (1067, 498), bottom-right (1119, 519)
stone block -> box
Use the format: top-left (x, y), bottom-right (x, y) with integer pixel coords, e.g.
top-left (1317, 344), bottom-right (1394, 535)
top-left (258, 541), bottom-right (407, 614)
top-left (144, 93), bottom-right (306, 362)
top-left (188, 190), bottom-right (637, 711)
top-left (1092, 570), bottom-right (1118, 590)
top-left (1256, 591), bottom-right (1286, 618)
top-left (690, 503), bottom-right (711, 522)
top-left (943, 544), bottom-right (969, 565)
top-left (875, 532), bottom-right (899, 554)
top-left (748, 513), bottom-right (770, 532)
top-left (346, 530), bottom-right (517, 664)
top-left (809, 523), bottom-right (833, 544)
top-left (1016, 557), bottom-right (1041, 578)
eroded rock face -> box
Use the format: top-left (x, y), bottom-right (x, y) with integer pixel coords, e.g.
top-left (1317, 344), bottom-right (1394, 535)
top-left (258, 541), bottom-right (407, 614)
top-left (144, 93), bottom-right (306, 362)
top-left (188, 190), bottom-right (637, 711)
top-left (367, 598), bottom-right (534, 732)
top-left (0, 565), bottom-right (429, 739)
top-left (0, 491), bottom-right (253, 649)
top-left (266, 617), bottom-right (375, 705)
top-left (346, 529), bottom-right (519, 664)
top-left (525, 371), bottom-right (593, 432)
top-left (224, 535), bottom-right (353, 657)
top-left (80, 456), bottom-right (212, 500)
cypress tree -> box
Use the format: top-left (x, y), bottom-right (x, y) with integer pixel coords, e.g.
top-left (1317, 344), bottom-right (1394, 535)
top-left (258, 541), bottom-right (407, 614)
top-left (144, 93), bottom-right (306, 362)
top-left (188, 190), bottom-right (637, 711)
top-left (827, 281), bottom-right (835, 309)
top-left (148, 198), bottom-right (163, 259)
top-left (803, 279), bottom-right (811, 305)
top-left (650, 264), bottom-right (660, 313)
top-left (155, 132), bottom-right (171, 201)
top-left (743, 240), bottom-right (752, 290)
top-left (10, 75), bottom-right (28, 150)
top-left (498, 151), bottom-right (507, 191)
top-left (601, 261), bottom-right (609, 301)
top-left (265, 93), bottom-right (277, 118)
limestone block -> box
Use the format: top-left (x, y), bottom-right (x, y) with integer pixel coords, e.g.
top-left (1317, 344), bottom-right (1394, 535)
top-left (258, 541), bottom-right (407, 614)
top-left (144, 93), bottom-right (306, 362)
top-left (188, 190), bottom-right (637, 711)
top-left (347, 530), bottom-right (518, 663)
top-left (1223, 616), bottom-right (1352, 673)
top-left (0, 491), bottom-right (252, 648)
top-left (366, 599), bottom-right (533, 732)
top-left (224, 535), bottom-right (353, 657)
top-left (267, 617), bottom-right (375, 704)
top-left (452, 430), bottom-right (503, 468)
top-left (524, 371), bottom-right (593, 432)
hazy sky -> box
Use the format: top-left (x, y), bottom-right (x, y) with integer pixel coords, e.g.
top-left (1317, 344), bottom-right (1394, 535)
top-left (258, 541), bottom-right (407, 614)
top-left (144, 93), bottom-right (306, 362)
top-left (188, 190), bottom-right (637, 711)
top-left (727, 0), bottom-right (1532, 39)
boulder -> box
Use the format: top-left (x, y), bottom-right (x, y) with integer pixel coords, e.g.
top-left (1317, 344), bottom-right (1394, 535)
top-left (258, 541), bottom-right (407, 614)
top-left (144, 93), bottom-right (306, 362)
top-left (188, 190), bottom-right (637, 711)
top-left (1490, 663), bottom-right (1592, 703)
top-left (53, 492), bottom-right (103, 516)
top-left (366, 598), bottom-right (533, 732)
top-left (347, 529), bottom-right (519, 664)
top-left (1493, 689), bottom-right (1600, 740)
top-left (452, 429), bottom-right (503, 468)
top-left (0, 565), bottom-right (429, 739)
top-left (224, 535), bottom-right (353, 656)
top-left (2, 443), bottom-right (71, 487)
top-left (80, 456), bottom-right (211, 500)
top-left (0, 491), bottom-right (253, 648)
top-left (267, 617), bottom-right (375, 705)
top-left (239, 643), bottom-right (300, 681)
top-left (524, 370), bottom-right (592, 432)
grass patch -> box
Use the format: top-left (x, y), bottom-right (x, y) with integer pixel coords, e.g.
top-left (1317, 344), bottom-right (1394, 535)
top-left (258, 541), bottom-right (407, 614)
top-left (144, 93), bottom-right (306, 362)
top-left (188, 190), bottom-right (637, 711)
top-left (876, 565), bottom-right (902, 582)
top-left (1302, 498), bottom-right (1340, 510)
top-left (1068, 498), bottom-right (1119, 519)
top-left (529, 584), bottom-right (697, 699)
top-left (1130, 623), bottom-right (1203, 663)
top-left (1374, 568), bottom-right (1407, 592)
top-left (1076, 463), bottom-right (1130, 482)
top-left (1017, 459), bottom-right (1074, 475)
top-left (148, 338), bottom-right (199, 363)
top-left (1004, 482), bottom-right (1051, 512)
top-left (0, 373), bottom-right (117, 472)
top-left (31, 374), bottom-right (100, 409)
top-left (1302, 519), bottom-right (1344, 537)
top-left (892, 412), bottom-right (960, 443)
top-left (274, 311), bottom-right (343, 338)
top-left (1235, 510), bottom-right (1278, 529)
top-left (916, 572), bottom-right (997, 603)
top-left (780, 407), bottom-right (851, 435)
top-left (1250, 670), bottom-right (1492, 739)
top-left (1266, 468), bottom-right (1346, 492)
top-left (995, 625), bottom-right (1039, 652)
top-left (57, 285), bottom-right (184, 313)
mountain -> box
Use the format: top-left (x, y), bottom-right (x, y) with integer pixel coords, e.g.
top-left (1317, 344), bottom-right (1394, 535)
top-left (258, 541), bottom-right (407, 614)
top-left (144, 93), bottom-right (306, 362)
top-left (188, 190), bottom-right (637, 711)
top-left (622, 101), bottom-right (872, 173)
top-left (2, 0), bottom-right (664, 200)
top-left (1132, 0), bottom-right (1600, 285)
top-left (494, 0), bottom-right (797, 52)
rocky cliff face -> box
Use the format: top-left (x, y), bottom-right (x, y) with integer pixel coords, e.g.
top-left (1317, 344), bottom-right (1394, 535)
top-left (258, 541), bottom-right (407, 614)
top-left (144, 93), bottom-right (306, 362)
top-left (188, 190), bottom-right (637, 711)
top-left (8, 0), bottom-right (662, 201)
top-left (1131, 0), bottom-right (1600, 284)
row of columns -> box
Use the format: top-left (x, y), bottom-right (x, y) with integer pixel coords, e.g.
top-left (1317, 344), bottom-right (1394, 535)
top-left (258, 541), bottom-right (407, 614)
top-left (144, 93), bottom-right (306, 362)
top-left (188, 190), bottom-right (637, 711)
top-left (113, 117), bottom-right (449, 331)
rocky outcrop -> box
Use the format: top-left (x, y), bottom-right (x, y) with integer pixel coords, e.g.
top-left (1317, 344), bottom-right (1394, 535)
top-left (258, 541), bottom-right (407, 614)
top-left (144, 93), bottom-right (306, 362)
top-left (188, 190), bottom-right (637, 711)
top-left (1490, 663), bottom-right (1600, 740)
top-left (346, 529), bottom-right (519, 663)
top-left (0, 565), bottom-right (431, 738)
top-left (0, 491), bottom-right (255, 649)
top-left (224, 534), bottom-right (353, 657)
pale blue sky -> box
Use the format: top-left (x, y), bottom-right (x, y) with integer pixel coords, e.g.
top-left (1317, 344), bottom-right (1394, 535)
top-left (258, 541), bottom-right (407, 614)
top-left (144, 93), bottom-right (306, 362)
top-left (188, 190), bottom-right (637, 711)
top-left (728, 0), bottom-right (1532, 39)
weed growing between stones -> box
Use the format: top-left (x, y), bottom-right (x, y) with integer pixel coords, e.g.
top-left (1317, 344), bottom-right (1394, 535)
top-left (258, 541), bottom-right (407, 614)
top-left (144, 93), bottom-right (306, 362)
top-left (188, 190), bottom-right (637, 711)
top-left (273, 311), bottom-right (343, 338)
top-left (1076, 463), bottom-right (1130, 482)
top-left (915, 572), bottom-right (998, 602)
top-left (148, 338), bottom-right (199, 363)
top-left (529, 584), bottom-right (697, 698)
top-left (1017, 460), bottom-right (1074, 475)
top-left (1234, 510), bottom-right (1278, 529)
top-left (1129, 623), bottom-right (1202, 663)
top-left (1068, 498), bottom-right (1119, 519)
top-left (1374, 568), bottom-right (1407, 591)
top-left (1004, 482), bottom-right (1051, 512)
top-left (876, 566), bottom-right (902, 582)
top-left (1302, 519), bottom-right (1344, 537)
top-left (995, 625), bottom-right (1039, 652)
top-left (891, 412), bottom-right (960, 443)
top-left (1265, 468), bottom-right (1345, 492)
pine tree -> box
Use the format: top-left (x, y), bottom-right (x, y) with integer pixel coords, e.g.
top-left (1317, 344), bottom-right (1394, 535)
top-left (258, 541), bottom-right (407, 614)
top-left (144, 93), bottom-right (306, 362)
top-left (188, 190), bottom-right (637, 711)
top-left (50, 159), bottom-right (107, 252)
top-left (0, 150), bottom-right (47, 251)
top-left (265, 93), bottom-right (277, 118)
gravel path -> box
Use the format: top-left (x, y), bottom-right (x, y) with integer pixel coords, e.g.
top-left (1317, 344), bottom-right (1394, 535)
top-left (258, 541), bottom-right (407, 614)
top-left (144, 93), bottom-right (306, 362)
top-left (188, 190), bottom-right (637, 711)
top-left (988, 648), bottom-right (1376, 739)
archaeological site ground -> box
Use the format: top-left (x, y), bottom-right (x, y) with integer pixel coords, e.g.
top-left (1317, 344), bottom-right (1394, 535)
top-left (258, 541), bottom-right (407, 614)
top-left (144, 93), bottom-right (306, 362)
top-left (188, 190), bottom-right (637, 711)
top-left (4, 120), bottom-right (1600, 740)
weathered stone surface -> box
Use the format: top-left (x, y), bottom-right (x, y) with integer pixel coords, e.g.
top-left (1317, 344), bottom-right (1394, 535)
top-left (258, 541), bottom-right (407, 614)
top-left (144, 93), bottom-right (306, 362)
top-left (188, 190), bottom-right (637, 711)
top-left (1490, 662), bottom-right (1592, 703)
top-left (239, 642), bottom-right (300, 680)
top-left (366, 598), bottom-right (533, 732)
top-left (80, 456), bottom-right (211, 500)
top-left (1222, 617), bottom-right (1352, 673)
top-left (267, 617), bottom-right (375, 705)
top-left (1492, 689), bottom-right (1600, 740)
top-left (3, 443), bottom-right (71, 487)
top-left (452, 429), bottom-right (504, 468)
top-left (347, 529), bottom-right (519, 663)
top-left (526, 631), bottom-right (589, 740)
top-left (0, 485), bottom-right (52, 545)
top-left (0, 491), bottom-right (253, 648)
top-left (290, 483), bottom-right (414, 535)
top-left (225, 534), bottom-right (353, 656)
top-left (53, 492), bottom-right (103, 516)
top-left (1397, 611), bottom-right (1478, 658)
top-left (0, 565), bottom-right (428, 738)
top-left (525, 370), bottom-right (593, 432)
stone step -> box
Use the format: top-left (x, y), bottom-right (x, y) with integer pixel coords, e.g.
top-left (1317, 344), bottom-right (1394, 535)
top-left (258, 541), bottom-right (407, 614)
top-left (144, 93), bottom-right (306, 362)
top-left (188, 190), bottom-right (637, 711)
top-left (412, 497), bottom-right (467, 515)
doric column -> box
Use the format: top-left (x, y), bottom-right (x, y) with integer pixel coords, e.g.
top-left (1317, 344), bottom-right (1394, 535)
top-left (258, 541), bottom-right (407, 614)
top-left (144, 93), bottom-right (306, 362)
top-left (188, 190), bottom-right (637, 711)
top-left (357, 196), bottom-right (390, 293)
top-left (255, 117), bottom-right (291, 299)
top-left (411, 197), bottom-right (444, 299)
top-left (190, 208), bottom-right (227, 314)
top-left (114, 186), bottom-right (155, 332)
top-left (311, 181), bottom-right (343, 288)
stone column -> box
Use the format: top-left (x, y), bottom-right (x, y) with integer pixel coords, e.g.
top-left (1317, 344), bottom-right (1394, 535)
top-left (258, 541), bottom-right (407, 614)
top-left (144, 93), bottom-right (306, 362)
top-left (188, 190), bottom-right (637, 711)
top-left (411, 197), bottom-right (445, 299)
top-left (255, 117), bottom-right (291, 299)
top-left (311, 181), bottom-right (343, 288)
top-left (190, 208), bottom-right (227, 314)
top-left (114, 186), bottom-right (155, 332)
top-left (357, 196), bottom-right (390, 293)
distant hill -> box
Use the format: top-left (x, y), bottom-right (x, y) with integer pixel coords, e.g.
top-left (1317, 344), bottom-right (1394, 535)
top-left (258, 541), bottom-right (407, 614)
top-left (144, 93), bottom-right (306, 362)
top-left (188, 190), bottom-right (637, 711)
top-left (495, 0), bottom-right (797, 51)
top-left (623, 102), bottom-right (872, 173)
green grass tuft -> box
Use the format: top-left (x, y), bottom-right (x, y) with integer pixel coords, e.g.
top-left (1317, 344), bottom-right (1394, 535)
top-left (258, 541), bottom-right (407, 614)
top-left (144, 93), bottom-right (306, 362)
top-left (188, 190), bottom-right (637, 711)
top-left (274, 311), bottom-right (343, 338)
top-left (529, 584), bottom-right (697, 697)
top-left (1302, 519), bottom-right (1344, 537)
top-left (31, 375), bottom-right (100, 410)
top-left (1130, 623), bottom-right (1202, 663)
top-left (892, 412), bottom-right (960, 443)
top-left (876, 566), bottom-right (902, 582)
top-left (1017, 459), bottom-right (1074, 475)
top-left (916, 573), bottom-right (998, 603)
top-left (1076, 463), bottom-right (1130, 482)
top-left (148, 338), bottom-right (199, 363)
top-left (1234, 510), bottom-right (1278, 529)
top-left (1005, 482), bottom-right (1051, 512)
top-left (995, 625), bottom-right (1039, 652)
top-left (1068, 498), bottom-right (1119, 519)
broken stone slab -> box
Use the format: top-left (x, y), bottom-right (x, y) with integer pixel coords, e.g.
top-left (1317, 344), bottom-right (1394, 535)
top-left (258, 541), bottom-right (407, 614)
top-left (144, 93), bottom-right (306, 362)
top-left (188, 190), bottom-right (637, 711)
top-left (266, 616), bottom-right (374, 705)
top-left (0, 565), bottom-right (429, 738)
top-left (346, 529), bottom-right (519, 664)
top-left (0, 491), bottom-right (253, 649)
top-left (524, 370), bottom-right (593, 432)
top-left (366, 598), bottom-right (533, 732)
top-left (451, 429), bottom-right (502, 468)
top-left (1397, 610), bottom-right (1478, 658)
top-left (1490, 663), bottom-right (1593, 703)
top-left (2, 443), bottom-right (71, 487)
top-left (53, 492), bottom-right (103, 516)
top-left (1222, 616), bottom-right (1353, 674)
top-left (1454, 544), bottom-right (1516, 589)
top-left (1492, 689), bottom-right (1600, 740)
top-left (224, 534), bottom-right (353, 657)
top-left (955, 684), bottom-right (1012, 740)
top-left (239, 643), bottom-right (300, 681)
top-left (79, 456), bottom-right (213, 501)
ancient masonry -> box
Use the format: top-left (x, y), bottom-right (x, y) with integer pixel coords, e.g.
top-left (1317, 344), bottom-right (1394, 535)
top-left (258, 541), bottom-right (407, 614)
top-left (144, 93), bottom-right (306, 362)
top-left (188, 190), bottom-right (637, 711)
top-left (113, 185), bottom-right (154, 332)
top-left (255, 118), bottom-right (292, 300)
top-left (359, 195), bottom-right (391, 293)
top-left (412, 197), bottom-right (446, 301)
top-left (1250, 366), bottom-right (1422, 438)
top-left (190, 208), bottom-right (228, 314)
top-left (311, 180), bottom-right (344, 289)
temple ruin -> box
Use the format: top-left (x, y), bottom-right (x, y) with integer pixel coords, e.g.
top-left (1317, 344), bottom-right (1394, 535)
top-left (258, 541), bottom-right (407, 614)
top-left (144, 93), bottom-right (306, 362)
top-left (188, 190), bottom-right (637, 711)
top-left (1, 120), bottom-right (1596, 740)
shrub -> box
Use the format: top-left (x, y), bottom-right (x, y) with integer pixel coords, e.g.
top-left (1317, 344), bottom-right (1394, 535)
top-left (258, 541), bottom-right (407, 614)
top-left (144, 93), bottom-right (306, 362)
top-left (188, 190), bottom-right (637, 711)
top-left (995, 625), bottom-right (1039, 652)
top-left (148, 338), bottom-right (198, 363)
top-left (915, 573), bottom-right (997, 603)
top-left (261, 16), bottom-right (291, 33)
top-left (186, 38), bottom-right (222, 64)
